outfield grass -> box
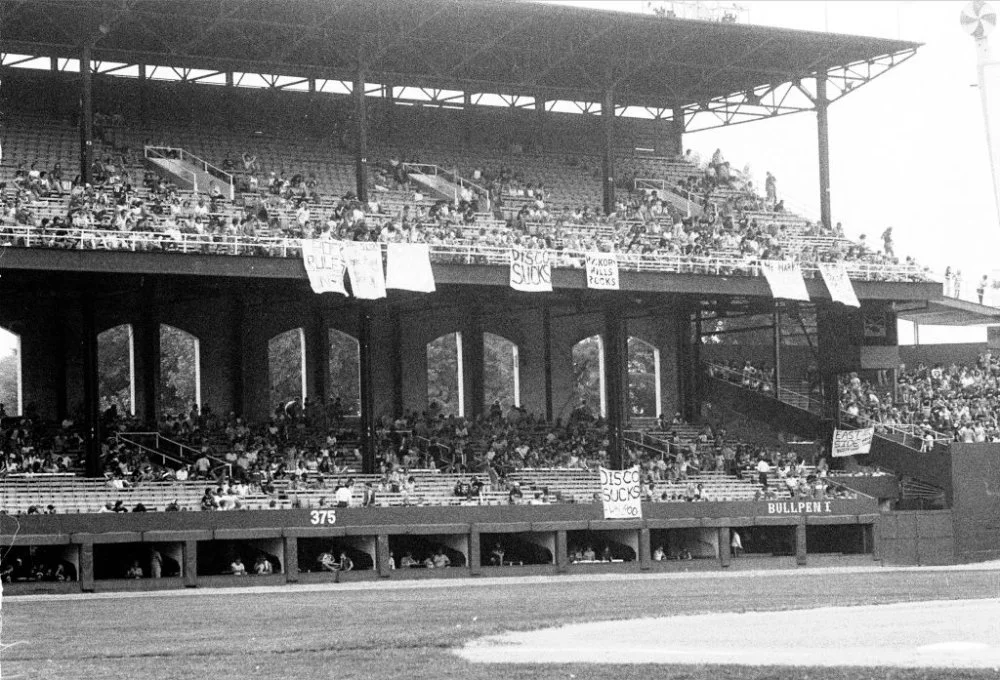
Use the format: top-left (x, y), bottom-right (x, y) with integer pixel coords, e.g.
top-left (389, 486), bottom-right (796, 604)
top-left (4, 568), bottom-right (1000, 680)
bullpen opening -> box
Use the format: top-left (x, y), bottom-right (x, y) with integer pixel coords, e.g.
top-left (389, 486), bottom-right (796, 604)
top-left (649, 528), bottom-right (719, 562)
top-left (806, 523), bottom-right (873, 555)
top-left (297, 536), bottom-right (376, 575)
top-left (388, 534), bottom-right (468, 573)
top-left (93, 542), bottom-right (183, 581)
top-left (196, 539), bottom-right (283, 577)
top-left (567, 529), bottom-right (638, 564)
top-left (479, 532), bottom-right (554, 567)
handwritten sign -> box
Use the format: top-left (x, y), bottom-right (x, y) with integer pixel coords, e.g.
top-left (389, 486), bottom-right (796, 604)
top-left (600, 466), bottom-right (643, 519)
top-left (761, 260), bottom-right (810, 302)
top-left (510, 249), bottom-right (553, 292)
top-left (832, 427), bottom-right (875, 457)
top-left (818, 262), bottom-right (860, 307)
top-left (301, 240), bottom-right (348, 295)
top-left (585, 252), bottom-right (620, 290)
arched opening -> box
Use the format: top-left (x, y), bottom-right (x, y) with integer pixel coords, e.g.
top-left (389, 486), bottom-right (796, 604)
top-left (328, 329), bottom-right (361, 416)
top-left (427, 332), bottom-right (464, 417)
top-left (98, 324), bottom-right (135, 416)
top-left (628, 336), bottom-right (661, 418)
top-left (269, 328), bottom-right (306, 414)
top-left (572, 335), bottom-right (605, 418)
top-left (160, 324), bottom-right (201, 416)
top-left (0, 327), bottom-right (23, 417)
top-left (484, 333), bottom-right (519, 412)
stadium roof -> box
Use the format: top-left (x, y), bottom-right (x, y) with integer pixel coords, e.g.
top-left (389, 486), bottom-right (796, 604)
top-left (0, 0), bottom-right (921, 129)
top-left (896, 297), bottom-right (1000, 327)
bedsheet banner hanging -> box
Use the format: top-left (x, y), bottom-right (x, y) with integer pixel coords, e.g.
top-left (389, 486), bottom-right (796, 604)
top-left (585, 252), bottom-right (620, 290)
top-left (817, 262), bottom-right (860, 307)
top-left (301, 240), bottom-right (348, 296)
top-left (832, 427), bottom-right (875, 457)
top-left (761, 260), bottom-right (810, 302)
top-left (509, 248), bottom-right (553, 292)
top-left (386, 242), bottom-right (436, 293)
top-left (343, 242), bottom-right (387, 299)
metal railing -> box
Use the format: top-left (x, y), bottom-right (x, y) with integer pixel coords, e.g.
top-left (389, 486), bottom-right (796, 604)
top-left (401, 162), bottom-right (489, 207)
top-left (0, 223), bottom-right (934, 282)
top-left (145, 146), bottom-right (235, 199)
top-left (703, 362), bottom-right (829, 417)
top-left (116, 432), bottom-right (188, 469)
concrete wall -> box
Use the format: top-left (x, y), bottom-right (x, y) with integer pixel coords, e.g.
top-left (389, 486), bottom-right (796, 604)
top-left (878, 511), bottom-right (954, 566)
top-left (950, 442), bottom-right (1000, 563)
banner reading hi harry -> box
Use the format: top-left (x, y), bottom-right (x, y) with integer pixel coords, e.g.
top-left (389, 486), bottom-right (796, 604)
top-left (509, 249), bottom-right (553, 292)
top-left (832, 427), bottom-right (874, 457)
top-left (600, 466), bottom-right (643, 519)
top-left (761, 260), bottom-right (810, 302)
top-left (818, 262), bottom-right (860, 307)
top-left (301, 240), bottom-right (347, 296)
top-left (585, 252), bottom-right (620, 290)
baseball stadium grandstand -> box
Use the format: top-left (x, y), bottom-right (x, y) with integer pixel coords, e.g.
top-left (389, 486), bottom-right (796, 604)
top-left (2, 0), bottom-right (1000, 620)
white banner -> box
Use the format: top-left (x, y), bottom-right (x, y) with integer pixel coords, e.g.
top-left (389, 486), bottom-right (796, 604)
top-left (832, 427), bottom-right (874, 457)
top-left (385, 243), bottom-right (436, 293)
top-left (343, 242), bottom-right (387, 300)
top-left (818, 262), bottom-right (860, 307)
top-left (600, 466), bottom-right (643, 519)
top-left (585, 252), bottom-right (620, 290)
top-left (509, 249), bottom-right (553, 292)
top-left (301, 240), bottom-right (347, 296)
top-left (761, 260), bottom-right (810, 302)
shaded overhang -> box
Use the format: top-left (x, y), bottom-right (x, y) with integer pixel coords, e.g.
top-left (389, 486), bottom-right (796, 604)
top-left (0, 0), bottom-right (921, 131)
top-left (896, 297), bottom-right (1000, 327)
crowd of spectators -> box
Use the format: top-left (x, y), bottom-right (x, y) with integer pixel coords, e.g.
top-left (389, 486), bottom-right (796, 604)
top-left (0, 138), bottom-right (932, 282)
top-left (840, 355), bottom-right (1000, 447)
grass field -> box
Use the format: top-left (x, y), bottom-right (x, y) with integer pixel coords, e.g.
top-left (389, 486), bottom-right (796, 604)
top-left (4, 566), bottom-right (1000, 680)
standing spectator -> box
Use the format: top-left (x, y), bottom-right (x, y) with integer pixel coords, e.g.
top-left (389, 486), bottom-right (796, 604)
top-left (978, 275), bottom-right (988, 305)
top-left (149, 548), bottom-right (163, 579)
top-left (730, 530), bottom-right (743, 557)
top-left (881, 227), bottom-right (894, 257)
top-left (756, 457), bottom-right (771, 489)
top-left (765, 172), bottom-right (777, 205)
top-left (955, 270), bottom-right (963, 299)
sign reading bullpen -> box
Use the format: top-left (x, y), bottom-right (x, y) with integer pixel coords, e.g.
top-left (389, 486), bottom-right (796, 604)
top-left (600, 467), bottom-right (643, 519)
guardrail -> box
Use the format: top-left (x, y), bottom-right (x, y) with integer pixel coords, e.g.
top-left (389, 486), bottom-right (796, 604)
top-left (0, 224), bottom-right (933, 282)
top-left (145, 146), bottom-right (234, 200)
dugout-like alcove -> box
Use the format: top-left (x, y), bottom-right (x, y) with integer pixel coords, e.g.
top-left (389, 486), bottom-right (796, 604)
top-left (93, 542), bottom-right (183, 581)
top-left (0, 544), bottom-right (78, 583)
top-left (196, 539), bottom-right (283, 576)
top-left (649, 527), bottom-right (719, 561)
top-left (479, 532), bottom-right (555, 566)
top-left (296, 536), bottom-right (376, 573)
top-left (806, 523), bottom-right (873, 555)
top-left (566, 529), bottom-right (638, 563)
top-left (729, 525), bottom-right (796, 557)
top-left (388, 533), bottom-right (468, 571)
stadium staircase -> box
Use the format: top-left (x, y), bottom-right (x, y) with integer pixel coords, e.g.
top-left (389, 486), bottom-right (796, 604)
top-left (401, 162), bottom-right (486, 204)
top-left (144, 146), bottom-right (234, 198)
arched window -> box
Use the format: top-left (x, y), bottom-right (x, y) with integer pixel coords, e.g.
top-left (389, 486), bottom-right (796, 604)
top-left (572, 335), bottom-right (605, 417)
top-left (484, 333), bottom-right (519, 412)
top-left (160, 324), bottom-right (201, 416)
top-left (427, 332), bottom-right (464, 417)
top-left (628, 336), bottom-right (661, 418)
top-left (269, 328), bottom-right (306, 414)
top-left (328, 329), bottom-right (360, 416)
top-left (98, 324), bottom-right (135, 416)
top-left (0, 327), bottom-right (22, 416)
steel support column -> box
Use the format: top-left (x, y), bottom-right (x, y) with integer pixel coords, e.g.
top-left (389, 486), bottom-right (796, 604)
top-left (309, 303), bottom-right (328, 410)
top-left (601, 87), bottom-right (616, 215)
top-left (671, 105), bottom-right (685, 155)
top-left (353, 69), bottom-right (369, 202)
top-left (139, 283), bottom-right (160, 428)
top-left (465, 312), bottom-right (485, 419)
top-left (773, 305), bottom-right (782, 394)
top-left (79, 44), bottom-right (94, 186)
top-left (543, 305), bottom-right (553, 422)
top-left (603, 305), bottom-right (628, 469)
top-left (816, 74), bottom-right (832, 232)
top-left (229, 293), bottom-right (245, 416)
top-left (81, 289), bottom-right (101, 476)
top-left (391, 311), bottom-right (404, 416)
top-left (358, 305), bottom-right (377, 474)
